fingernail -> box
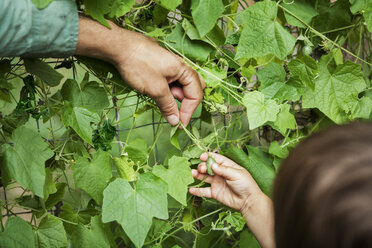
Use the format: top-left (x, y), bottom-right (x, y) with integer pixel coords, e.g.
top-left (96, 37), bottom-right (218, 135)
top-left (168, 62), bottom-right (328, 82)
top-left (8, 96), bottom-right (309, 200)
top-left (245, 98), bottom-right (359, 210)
top-left (212, 163), bottom-right (219, 169)
top-left (166, 115), bottom-right (179, 126)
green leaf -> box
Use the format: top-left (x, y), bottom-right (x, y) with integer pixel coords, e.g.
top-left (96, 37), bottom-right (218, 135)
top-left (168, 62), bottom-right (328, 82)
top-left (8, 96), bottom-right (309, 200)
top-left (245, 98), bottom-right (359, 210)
top-left (272, 103), bottom-right (296, 135)
top-left (268, 141), bottom-right (289, 159)
top-left (24, 59), bottom-right (63, 87)
top-left (83, 0), bottom-right (111, 28)
top-left (0, 217), bottom-right (35, 248)
top-left (153, 156), bottom-right (194, 206)
top-left (156, 0), bottom-right (182, 10)
top-left (44, 168), bottom-right (57, 200)
top-left (35, 215), bottom-right (68, 248)
top-left (113, 156), bottom-right (137, 182)
top-left (302, 58), bottom-right (366, 124)
top-left (236, 1), bottom-right (296, 60)
top-left (102, 174), bottom-right (168, 248)
top-left (198, 64), bottom-right (227, 88)
top-left (61, 79), bottom-right (109, 113)
top-left (165, 24), bottom-right (214, 62)
top-left (170, 124), bottom-right (182, 150)
top-left (45, 183), bottom-right (66, 210)
top-left (0, 59), bottom-right (11, 77)
top-left (61, 103), bottom-right (100, 145)
top-left (125, 138), bottom-right (148, 164)
top-left (223, 146), bottom-right (275, 196)
top-left (281, 2), bottom-right (318, 28)
top-left (72, 150), bottom-right (112, 204)
top-left (287, 56), bottom-right (318, 90)
top-left (109, 0), bottom-right (135, 17)
top-left (350, 0), bottom-right (372, 31)
top-left (31, 0), bottom-right (54, 9)
top-left (2, 126), bottom-right (53, 198)
top-left (239, 230), bottom-right (260, 248)
top-left (71, 216), bottom-right (110, 248)
top-left (350, 96), bottom-right (372, 119)
top-left (191, 0), bottom-right (225, 37)
top-left (242, 91), bottom-right (280, 130)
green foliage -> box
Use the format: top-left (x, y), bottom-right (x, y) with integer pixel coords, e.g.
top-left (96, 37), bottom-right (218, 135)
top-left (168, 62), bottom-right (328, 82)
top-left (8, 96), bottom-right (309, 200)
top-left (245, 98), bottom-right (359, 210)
top-left (0, 217), bottom-right (35, 248)
top-left (2, 0), bottom-right (372, 247)
top-left (102, 174), bottom-right (168, 248)
top-left (2, 126), bottom-right (53, 197)
top-left (153, 156), bottom-right (194, 206)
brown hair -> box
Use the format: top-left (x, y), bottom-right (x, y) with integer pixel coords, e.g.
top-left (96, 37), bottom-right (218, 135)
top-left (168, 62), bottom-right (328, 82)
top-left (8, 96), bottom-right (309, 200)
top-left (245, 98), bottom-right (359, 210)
top-left (273, 122), bottom-right (372, 248)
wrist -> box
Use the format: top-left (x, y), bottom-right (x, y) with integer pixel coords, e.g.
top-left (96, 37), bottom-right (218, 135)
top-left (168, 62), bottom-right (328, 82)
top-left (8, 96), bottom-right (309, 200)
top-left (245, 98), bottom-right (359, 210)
top-left (75, 16), bottom-right (133, 65)
top-left (241, 193), bottom-right (276, 248)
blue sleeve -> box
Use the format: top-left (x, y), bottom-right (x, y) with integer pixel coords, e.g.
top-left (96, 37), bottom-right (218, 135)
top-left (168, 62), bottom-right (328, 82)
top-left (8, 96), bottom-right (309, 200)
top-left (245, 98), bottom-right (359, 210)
top-left (0, 0), bottom-right (79, 58)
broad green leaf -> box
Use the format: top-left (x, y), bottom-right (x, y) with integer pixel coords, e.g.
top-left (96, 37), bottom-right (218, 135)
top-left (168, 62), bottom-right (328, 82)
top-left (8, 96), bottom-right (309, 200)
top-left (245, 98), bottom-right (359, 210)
top-left (45, 183), bottom-right (66, 210)
top-left (31, 0), bottom-right (54, 9)
top-left (61, 79), bottom-right (109, 113)
top-left (0, 217), bottom-right (35, 248)
top-left (102, 174), bottom-right (168, 248)
top-left (125, 138), bottom-right (148, 164)
top-left (268, 141), bottom-right (289, 159)
top-left (272, 104), bottom-right (296, 135)
top-left (83, 0), bottom-right (111, 28)
top-left (236, 1), bottom-right (296, 60)
top-left (302, 58), bottom-right (366, 124)
top-left (24, 59), bottom-right (63, 87)
top-left (350, 96), bottom-right (372, 119)
top-left (198, 64), bottom-right (227, 88)
top-left (350, 0), bottom-right (372, 32)
top-left (257, 63), bottom-right (298, 102)
top-left (182, 19), bottom-right (225, 47)
top-left (191, 0), bottom-right (224, 37)
top-left (223, 146), bottom-right (275, 196)
top-left (165, 24), bottom-right (214, 62)
top-left (281, 1), bottom-right (318, 28)
top-left (44, 168), bottom-right (57, 200)
top-left (71, 216), bottom-right (110, 248)
top-left (109, 0), bottom-right (135, 17)
top-left (61, 103), bottom-right (100, 145)
top-left (239, 230), bottom-right (260, 248)
top-left (153, 156), bottom-right (194, 206)
top-left (170, 124), bottom-right (182, 150)
top-left (113, 156), bottom-right (137, 182)
top-left (242, 91), bottom-right (280, 130)
top-left (72, 150), bottom-right (112, 204)
top-left (156, 0), bottom-right (182, 10)
top-left (287, 56), bottom-right (318, 89)
top-left (35, 215), bottom-right (68, 248)
top-left (2, 126), bottom-right (53, 198)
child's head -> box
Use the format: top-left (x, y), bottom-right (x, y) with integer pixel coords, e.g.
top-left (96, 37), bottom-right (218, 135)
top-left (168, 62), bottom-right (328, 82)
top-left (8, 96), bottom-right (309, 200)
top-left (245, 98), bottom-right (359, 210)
top-left (273, 122), bottom-right (372, 248)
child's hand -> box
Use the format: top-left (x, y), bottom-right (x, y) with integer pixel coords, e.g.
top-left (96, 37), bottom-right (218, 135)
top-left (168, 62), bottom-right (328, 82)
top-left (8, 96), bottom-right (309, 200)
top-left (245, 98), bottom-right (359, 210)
top-left (189, 152), bottom-right (275, 248)
top-left (189, 152), bottom-right (263, 212)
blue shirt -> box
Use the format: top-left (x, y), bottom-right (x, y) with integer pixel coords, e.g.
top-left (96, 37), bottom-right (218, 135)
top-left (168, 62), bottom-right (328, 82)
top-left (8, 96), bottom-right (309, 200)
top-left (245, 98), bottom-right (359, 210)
top-left (0, 0), bottom-right (78, 58)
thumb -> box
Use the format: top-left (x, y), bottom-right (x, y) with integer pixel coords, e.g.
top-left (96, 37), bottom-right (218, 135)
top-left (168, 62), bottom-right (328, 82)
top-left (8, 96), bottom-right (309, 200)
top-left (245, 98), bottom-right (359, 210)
top-left (152, 84), bottom-right (180, 126)
top-left (212, 163), bottom-right (241, 181)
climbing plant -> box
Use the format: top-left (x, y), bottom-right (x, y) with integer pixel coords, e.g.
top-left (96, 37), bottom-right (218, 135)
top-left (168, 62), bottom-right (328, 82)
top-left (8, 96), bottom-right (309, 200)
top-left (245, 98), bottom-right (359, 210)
top-left (1, 0), bottom-right (372, 247)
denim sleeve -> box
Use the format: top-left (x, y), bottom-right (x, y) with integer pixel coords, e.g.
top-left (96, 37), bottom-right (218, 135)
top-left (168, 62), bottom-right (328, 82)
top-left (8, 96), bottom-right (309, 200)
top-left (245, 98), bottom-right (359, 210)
top-left (0, 0), bottom-right (79, 58)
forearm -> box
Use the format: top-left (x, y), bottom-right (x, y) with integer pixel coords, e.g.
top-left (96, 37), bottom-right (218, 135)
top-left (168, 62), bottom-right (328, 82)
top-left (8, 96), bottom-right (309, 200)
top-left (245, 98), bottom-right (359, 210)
top-left (242, 193), bottom-right (276, 248)
top-left (75, 16), bottom-right (139, 66)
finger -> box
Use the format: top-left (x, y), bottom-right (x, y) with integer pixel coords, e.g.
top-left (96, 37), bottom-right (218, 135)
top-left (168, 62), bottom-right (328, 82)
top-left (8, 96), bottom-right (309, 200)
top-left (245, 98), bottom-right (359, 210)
top-left (212, 163), bottom-right (243, 181)
top-left (200, 152), bottom-right (240, 169)
top-left (189, 187), bottom-right (212, 198)
top-left (151, 80), bottom-right (180, 126)
top-left (192, 169), bottom-right (212, 183)
top-left (177, 66), bottom-right (203, 126)
top-left (197, 162), bottom-right (207, 174)
top-left (198, 73), bottom-right (206, 89)
top-left (170, 87), bottom-right (185, 101)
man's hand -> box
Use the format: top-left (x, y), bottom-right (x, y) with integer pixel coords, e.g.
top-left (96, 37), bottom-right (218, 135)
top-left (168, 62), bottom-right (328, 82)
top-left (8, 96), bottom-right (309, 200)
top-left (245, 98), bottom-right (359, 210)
top-left (76, 16), bottom-right (205, 126)
top-left (189, 152), bottom-right (276, 248)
